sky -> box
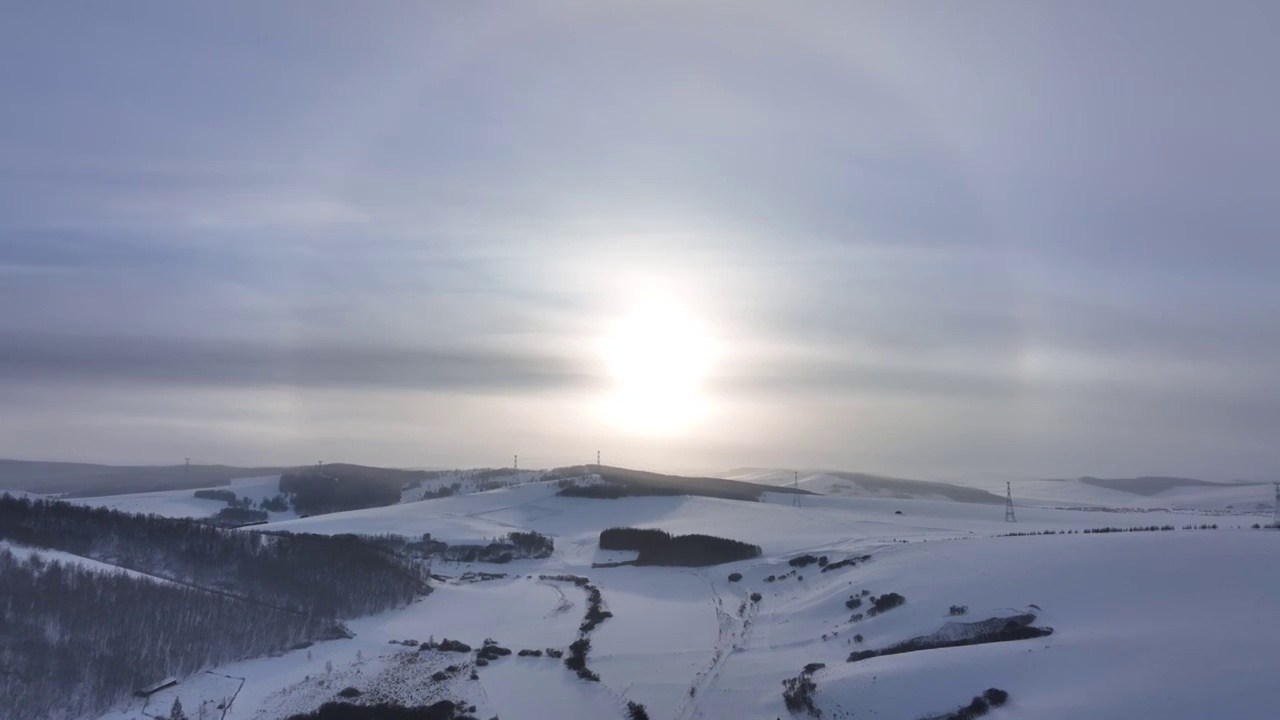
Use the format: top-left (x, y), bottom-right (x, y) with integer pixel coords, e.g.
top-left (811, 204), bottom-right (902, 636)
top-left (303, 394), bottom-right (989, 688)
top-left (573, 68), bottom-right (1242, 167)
top-left (2, 2), bottom-right (1278, 480)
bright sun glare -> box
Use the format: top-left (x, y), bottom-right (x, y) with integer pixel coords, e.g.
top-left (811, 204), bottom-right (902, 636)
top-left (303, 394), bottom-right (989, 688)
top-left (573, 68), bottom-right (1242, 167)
top-left (599, 300), bottom-right (716, 435)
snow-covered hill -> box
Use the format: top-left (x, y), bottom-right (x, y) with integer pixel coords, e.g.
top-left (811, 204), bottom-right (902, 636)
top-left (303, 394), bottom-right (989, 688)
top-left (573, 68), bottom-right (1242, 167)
top-left (82, 473), bottom-right (1280, 720)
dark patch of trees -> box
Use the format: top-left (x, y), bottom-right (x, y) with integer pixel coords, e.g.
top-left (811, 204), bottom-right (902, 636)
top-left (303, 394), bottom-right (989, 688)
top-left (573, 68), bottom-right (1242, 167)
top-left (599, 527), bottom-right (673, 550)
top-left (422, 638), bottom-right (471, 653)
top-left (193, 489), bottom-right (238, 503)
top-left (209, 506), bottom-right (269, 526)
top-left (867, 592), bottom-right (906, 617)
top-left (581, 585), bottom-right (613, 634)
top-left (565, 638), bottom-right (599, 681)
top-left (921, 688), bottom-right (1010, 720)
top-left (597, 527), bottom-right (761, 567)
top-left (285, 700), bottom-right (462, 720)
top-left (845, 596), bottom-right (862, 610)
top-left (850, 615), bottom-right (1052, 663)
top-left (627, 700), bottom-right (651, 720)
top-left (950, 605), bottom-right (969, 616)
top-left (476, 639), bottom-right (512, 661)
top-left (789, 554), bottom-right (820, 568)
top-left (260, 494), bottom-right (290, 512)
top-left (728, 572), bottom-right (743, 582)
top-left (782, 665), bottom-right (822, 716)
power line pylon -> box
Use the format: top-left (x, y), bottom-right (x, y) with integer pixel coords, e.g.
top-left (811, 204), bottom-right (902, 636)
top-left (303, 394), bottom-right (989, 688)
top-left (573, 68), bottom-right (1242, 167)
top-left (1004, 481), bottom-right (1017, 522)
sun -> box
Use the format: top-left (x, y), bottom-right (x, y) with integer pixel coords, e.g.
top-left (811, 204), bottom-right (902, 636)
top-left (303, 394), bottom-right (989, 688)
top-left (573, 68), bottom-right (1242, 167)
top-left (598, 299), bottom-right (716, 435)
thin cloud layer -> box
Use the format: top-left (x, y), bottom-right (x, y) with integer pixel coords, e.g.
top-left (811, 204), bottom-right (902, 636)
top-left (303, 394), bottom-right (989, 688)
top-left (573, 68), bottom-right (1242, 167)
top-left (1, 2), bottom-right (1277, 479)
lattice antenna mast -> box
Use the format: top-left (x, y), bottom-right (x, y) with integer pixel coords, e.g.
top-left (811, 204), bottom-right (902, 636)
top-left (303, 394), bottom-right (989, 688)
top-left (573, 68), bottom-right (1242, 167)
top-left (1274, 482), bottom-right (1279, 527)
top-left (184, 458), bottom-right (190, 480)
top-left (1004, 481), bottom-right (1017, 522)
top-left (513, 455), bottom-right (518, 472)
top-left (793, 470), bottom-right (801, 507)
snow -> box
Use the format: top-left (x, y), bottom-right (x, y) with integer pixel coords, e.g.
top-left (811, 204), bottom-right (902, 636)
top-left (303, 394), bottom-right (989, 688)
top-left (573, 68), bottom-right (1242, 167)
top-left (82, 472), bottom-right (1280, 720)
top-left (65, 475), bottom-right (296, 521)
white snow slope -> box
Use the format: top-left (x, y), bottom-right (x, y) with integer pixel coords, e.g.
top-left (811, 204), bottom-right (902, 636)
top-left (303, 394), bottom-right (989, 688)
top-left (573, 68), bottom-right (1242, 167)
top-left (65, 475), bottom-right (293, 520)
top-left (92, 478), bottom-right (1278, 720)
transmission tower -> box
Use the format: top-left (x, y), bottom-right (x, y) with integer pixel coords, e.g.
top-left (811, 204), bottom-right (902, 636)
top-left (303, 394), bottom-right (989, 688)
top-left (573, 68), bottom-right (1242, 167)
top-left (513, 455), bottom-right (518, 471)
top-left (1274, 482), bottom-right (1279, 527)
top-left (183, 458), bottom-right (190, 480)
top-left (793, 471), bottom-right (801, 507)
top-left (596, 450), bottom-right (601, 466)
top-left (1004, 482), bottom-right (1017, 522)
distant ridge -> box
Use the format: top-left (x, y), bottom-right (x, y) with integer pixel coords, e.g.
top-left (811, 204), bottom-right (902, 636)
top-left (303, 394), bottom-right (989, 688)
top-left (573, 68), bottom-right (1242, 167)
top-left (0, 459), bottom-right (285, 497)
top-left (822, 471), bottom-right (1006, 504)
top-left (1068, 476), bottom-right (1246, 496)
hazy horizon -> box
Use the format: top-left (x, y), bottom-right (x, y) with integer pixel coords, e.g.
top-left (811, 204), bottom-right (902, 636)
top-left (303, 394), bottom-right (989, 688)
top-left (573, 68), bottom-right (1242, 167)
top-left (4, 2), bottom-right (1279, 481)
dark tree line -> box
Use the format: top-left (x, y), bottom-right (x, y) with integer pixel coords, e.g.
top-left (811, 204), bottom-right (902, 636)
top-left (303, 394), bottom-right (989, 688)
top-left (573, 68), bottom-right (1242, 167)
top-left (598, 527), bottom-right (762, 566)
top-left (193, 489), bottom-right (238, 503)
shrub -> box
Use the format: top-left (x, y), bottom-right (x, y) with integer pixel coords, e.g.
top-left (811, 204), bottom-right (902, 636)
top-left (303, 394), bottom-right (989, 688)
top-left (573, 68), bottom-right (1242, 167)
top-left (982, 688), bottom-right (1009, 707)
top-left (728, 572), bottom-right (743, 582)
top-left (803, 662), bottom-right (826, 674)
top-left (845, 597), bottom-right (862, 610)
top-left (750, 592), bottom-right (762, 602)
top-left (337, 687), bottom-right (361, 698)
top-left (853, 634), bottom-right (863, 644)
top-left (430, 671), bottom-right (448, 681)
top-left (626, 700), bottom-right (650, 720)
top-left (950, 605), bottom-right (969, 616)
top-left (545, 648), bottom-right (564, 659)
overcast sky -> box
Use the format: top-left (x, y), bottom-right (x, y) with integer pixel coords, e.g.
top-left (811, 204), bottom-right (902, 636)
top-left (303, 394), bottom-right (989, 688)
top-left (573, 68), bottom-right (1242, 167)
top-left (2, 2), bottom-right (1278, 480)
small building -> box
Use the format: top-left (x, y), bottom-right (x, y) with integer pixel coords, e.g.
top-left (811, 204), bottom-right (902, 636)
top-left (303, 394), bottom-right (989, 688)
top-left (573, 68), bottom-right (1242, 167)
top-left (134, 677), bottom-right (177, 697)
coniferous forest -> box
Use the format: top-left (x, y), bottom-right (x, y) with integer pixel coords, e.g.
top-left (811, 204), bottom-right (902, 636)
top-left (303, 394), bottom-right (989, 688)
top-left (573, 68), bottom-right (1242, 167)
top-left (0, 494), bottom-right (430, 719)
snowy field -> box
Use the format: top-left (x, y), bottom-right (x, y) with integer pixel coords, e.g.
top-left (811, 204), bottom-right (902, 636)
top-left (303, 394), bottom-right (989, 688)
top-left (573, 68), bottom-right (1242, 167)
top-left (63, 475), bottom-right (294, 521)
top-left (72, 472), bottom-right (1280, 720)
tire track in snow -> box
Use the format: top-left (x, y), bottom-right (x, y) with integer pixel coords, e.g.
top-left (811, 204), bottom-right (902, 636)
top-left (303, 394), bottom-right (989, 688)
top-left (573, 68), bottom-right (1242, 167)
top-left (672, 571), bottom-right (757, 720)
